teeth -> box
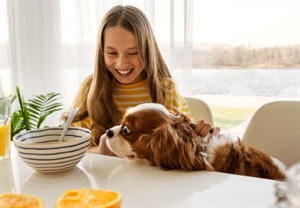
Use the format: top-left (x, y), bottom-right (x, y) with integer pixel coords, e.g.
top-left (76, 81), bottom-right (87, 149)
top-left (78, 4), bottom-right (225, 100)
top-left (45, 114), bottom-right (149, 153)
top-left (117, 69), bottom-right (132, 75)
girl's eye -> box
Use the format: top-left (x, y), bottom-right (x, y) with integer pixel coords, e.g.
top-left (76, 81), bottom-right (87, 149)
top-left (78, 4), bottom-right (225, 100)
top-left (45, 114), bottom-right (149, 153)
top-left (127, 52), bottom-right (138, 56)
top-left (106, 51), bottom-right (117, 55)
top-left (121, 126), bottom-right (131, 135)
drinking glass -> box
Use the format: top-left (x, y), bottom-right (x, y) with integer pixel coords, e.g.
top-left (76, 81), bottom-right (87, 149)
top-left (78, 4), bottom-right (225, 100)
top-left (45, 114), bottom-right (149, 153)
top-left (0, 97), bottom-right (11, 160)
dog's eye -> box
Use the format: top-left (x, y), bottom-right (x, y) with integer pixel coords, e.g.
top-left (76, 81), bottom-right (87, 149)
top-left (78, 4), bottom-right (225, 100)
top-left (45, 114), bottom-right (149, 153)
top-left (121, 125), bottom-right (131, 135)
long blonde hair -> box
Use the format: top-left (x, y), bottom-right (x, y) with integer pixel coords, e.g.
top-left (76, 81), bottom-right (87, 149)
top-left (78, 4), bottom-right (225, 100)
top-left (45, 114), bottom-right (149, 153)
top-left (64, 5), bottom-right (173, 145)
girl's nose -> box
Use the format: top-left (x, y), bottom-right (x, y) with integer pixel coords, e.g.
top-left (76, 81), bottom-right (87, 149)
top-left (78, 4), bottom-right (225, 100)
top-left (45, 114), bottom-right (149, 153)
top-left (115, 55), bottom-right (128, 69)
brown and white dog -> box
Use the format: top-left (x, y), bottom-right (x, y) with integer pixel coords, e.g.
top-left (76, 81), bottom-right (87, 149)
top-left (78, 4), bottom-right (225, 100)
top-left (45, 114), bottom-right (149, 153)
top-left (105, 103), bottom-right (286, 180)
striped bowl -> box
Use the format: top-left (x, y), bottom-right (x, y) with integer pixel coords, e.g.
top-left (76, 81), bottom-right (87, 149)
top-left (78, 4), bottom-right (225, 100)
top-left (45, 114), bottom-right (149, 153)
top-left (13, 127), bottom-right (91, 173)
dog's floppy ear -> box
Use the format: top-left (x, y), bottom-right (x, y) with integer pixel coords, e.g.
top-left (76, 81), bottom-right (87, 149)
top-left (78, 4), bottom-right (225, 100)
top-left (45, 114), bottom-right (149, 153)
top-left (148, 124), bottom-right (208, 171)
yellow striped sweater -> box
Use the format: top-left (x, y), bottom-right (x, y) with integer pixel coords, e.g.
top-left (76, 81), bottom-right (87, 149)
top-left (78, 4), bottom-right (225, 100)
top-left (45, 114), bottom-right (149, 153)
top-left (111, 78), bottom-right (191, 116)
top-left (72, 77), bottom-right (191, 137)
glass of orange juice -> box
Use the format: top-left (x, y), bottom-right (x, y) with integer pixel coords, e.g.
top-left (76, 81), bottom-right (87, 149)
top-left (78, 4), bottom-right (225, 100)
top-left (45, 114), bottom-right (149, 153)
top-left (0, 97), bottom-right (11, 161)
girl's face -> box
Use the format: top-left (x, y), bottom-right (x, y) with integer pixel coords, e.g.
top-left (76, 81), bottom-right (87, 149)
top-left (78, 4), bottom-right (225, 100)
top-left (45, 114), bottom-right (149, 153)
top-left (103, 25), bottom-right (145, 84)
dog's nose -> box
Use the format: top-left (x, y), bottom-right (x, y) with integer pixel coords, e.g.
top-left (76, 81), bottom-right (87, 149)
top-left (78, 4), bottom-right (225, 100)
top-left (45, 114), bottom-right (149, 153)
top-left (106, 129), bottom-right (114, 139)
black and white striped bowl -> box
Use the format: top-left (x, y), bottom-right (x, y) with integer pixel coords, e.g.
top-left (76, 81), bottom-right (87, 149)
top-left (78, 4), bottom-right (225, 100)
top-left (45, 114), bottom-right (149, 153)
top-left (13, 127), bottom-right (91, 173)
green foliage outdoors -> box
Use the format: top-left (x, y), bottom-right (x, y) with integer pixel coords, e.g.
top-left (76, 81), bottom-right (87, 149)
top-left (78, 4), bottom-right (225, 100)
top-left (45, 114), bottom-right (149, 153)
top-left (10, 86), bottom-right (63, 139)
top-left (211, 106), bottom-right (256, 130)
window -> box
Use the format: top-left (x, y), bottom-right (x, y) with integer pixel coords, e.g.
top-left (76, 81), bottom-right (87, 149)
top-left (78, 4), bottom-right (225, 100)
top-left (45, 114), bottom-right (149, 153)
top-left (1, 0), bottom-right (299, 133)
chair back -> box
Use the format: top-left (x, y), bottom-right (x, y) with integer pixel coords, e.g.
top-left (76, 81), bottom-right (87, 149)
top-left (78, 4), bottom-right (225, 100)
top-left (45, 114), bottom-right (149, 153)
top-left (242, 100), bottom-right (300, 167)
top-left (184, 96), bottom-right (214, 125)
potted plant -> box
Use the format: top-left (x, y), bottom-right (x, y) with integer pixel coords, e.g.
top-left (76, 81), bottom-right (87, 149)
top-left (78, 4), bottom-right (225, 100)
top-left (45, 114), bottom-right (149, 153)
top-left (10, 86), bottom-right (63, 139)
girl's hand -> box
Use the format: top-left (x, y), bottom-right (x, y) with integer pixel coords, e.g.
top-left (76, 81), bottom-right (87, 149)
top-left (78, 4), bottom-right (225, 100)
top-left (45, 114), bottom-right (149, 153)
top-left (194, 119), bottom-right (220, 139)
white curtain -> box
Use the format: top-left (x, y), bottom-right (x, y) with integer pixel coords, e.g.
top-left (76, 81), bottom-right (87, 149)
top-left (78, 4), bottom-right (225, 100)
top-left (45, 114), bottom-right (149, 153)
top-left (0, 0), bottom-right (193, 125)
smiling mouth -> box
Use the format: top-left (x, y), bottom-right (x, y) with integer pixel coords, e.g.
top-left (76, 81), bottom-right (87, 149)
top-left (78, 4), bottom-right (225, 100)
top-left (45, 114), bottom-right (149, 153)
top-left (117, 69), bottom-right (133, 75)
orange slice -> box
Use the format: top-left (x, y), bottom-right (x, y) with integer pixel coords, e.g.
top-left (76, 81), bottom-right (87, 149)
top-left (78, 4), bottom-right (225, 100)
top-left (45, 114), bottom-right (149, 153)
top-left (0, 193), bottom-right (44, 208)
top-left (55, 189), bottom-right (122, 208)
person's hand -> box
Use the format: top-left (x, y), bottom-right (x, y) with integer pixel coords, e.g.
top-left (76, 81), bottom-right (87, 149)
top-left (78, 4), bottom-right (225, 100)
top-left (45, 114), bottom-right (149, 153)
top-left (194, 119), bottom-right (221, 140)
top-left (208, 126), bottom-right (221, 140)
top-left (194, 120), bottom-right (212, 137)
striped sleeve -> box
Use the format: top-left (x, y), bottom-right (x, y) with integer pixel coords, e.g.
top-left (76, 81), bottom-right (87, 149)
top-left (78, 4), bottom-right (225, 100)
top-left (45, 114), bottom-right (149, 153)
top-left (71, 117), bottom-right (91, 129)
top-left (161, 78), bottom-right (192, 118)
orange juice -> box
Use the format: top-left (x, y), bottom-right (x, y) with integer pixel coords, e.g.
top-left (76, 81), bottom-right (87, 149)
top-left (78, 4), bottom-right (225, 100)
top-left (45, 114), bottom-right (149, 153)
top-left (0, 122), bottom-right (10, 159)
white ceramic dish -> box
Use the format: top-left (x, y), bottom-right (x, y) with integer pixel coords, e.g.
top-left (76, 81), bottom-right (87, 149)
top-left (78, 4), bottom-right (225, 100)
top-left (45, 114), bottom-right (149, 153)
top-left (13, 127), bottom-right (91, 173)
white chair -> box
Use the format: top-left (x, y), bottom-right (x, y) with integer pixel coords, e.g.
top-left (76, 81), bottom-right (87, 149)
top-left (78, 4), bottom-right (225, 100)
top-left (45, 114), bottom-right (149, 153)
top-left (242, 100), bottom-right (300, 168)
top-left (184, 96), bottom-right (214, 125)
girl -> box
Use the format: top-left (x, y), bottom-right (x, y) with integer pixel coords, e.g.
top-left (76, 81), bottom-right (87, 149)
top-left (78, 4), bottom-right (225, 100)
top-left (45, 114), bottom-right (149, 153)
top-left (62, 5), bottom-right (213, 155)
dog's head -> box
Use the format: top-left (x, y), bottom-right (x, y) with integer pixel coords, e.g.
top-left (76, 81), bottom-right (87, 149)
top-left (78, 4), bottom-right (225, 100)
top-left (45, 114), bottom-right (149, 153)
top-left (106, 103), bottom-right (207, 170)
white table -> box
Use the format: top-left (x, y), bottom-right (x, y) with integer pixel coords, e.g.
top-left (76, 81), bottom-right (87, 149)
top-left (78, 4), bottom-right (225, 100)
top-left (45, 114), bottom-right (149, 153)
top-left (1, 144), bottom-right (281, 208)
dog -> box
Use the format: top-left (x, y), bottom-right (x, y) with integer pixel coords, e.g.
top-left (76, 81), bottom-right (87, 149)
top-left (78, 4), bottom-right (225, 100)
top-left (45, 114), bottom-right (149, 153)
top-left (105, 103), bottom-right (286, 180)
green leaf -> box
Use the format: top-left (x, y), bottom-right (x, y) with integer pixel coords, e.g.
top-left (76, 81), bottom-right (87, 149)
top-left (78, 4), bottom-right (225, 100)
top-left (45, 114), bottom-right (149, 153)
top-left (10, 110), bottom-right (26, 138)
top-left (15, 87), bottom-right (31, 130)
top-left (27, 92), bottom-right (63, 129)
top-left (10, 87), bottom-right (63, 139)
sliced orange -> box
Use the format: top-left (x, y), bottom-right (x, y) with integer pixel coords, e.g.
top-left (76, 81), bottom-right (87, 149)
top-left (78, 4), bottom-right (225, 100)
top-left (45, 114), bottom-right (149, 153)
top-left (0, 193), bottom-right (44, 208)
top-left (55, 189), bottom-right (122, 208)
